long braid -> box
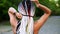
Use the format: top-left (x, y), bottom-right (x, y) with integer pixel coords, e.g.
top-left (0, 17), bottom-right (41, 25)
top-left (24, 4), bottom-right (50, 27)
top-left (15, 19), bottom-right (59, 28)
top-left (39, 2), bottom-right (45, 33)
top-left (22, 0), bottom-right (32, 34)
top-left (17, 0), bottom-right (35, 34)
top-left (26, 0), bottom-right (31, 18)
top-left (22, 0), bottom-right (31, 16)
top-left (22, 0), bottom-right (27, 14)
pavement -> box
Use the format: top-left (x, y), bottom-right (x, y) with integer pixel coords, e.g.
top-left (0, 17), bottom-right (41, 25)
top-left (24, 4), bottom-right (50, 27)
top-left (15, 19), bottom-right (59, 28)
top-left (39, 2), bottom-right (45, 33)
top-left (0, 16), bottom-right (60, 34)
top-left (0, 26), bottom-right (13, 34)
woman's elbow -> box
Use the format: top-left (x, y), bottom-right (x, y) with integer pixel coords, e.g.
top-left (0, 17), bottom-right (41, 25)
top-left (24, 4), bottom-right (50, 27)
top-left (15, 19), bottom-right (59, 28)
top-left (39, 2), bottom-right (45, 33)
top-left (47, 10), bottom-right (51, 15)
top-left (44, 10), bottom-right (51, 16)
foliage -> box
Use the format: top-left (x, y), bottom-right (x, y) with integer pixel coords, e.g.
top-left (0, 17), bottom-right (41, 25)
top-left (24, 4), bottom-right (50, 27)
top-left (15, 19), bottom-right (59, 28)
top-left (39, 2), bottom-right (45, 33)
top-left (0, 0), bottom-right (20, 21)
top-left (39, 0), bottom-right (60, 16)
top-left (0, 0), bottom-right (60, 21)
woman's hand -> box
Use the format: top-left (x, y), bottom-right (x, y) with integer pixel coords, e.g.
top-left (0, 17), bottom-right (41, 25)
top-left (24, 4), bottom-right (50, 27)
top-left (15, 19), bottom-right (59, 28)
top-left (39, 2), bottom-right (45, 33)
top-left (15, 12), bottom-right (22, 19)
top-left (31, 0), bottom-right (38, 2)
top-left (8, 7), bottom-right (22, 19)
top-left (8, 7), bottom-right (17, 14)
top-left (31, 0), bottom-right (40, 7)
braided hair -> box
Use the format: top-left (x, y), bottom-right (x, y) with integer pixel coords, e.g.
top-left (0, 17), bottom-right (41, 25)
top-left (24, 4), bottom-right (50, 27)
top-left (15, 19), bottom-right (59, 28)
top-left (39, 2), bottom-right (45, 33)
top-left (22, 0), bottom-right (31, 17)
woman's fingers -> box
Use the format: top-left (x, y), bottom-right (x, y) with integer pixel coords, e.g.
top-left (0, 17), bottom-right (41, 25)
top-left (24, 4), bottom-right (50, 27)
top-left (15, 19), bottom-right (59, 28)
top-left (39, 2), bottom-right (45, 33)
top-left (16, 12), bottom-right (22, 19)
top-left (8, 7), bottom-right (22, 19)
top-left (8, 7), bottom-right (17, 14)
top-left (31, 0), bottom-right (39, 2)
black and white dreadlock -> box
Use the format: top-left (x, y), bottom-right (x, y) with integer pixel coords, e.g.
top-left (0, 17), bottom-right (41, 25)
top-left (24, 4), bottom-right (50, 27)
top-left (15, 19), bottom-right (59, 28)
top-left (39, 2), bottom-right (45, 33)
top-left (22, 0), bottom-right (31, 17)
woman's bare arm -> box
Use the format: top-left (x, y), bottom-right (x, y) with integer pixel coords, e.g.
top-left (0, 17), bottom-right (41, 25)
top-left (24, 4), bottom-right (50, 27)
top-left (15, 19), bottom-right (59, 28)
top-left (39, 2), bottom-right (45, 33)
top-left (8, 7), bottom-right (22, 34)
top-left (33, 0), bottom-right (51, 33)
top-left (8, 7), bottom-right (18, 34)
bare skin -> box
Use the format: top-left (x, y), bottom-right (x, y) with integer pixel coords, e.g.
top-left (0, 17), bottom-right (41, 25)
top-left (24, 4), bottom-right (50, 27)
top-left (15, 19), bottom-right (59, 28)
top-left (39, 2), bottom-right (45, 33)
top-left (8, 0), bottom-right (51, 34)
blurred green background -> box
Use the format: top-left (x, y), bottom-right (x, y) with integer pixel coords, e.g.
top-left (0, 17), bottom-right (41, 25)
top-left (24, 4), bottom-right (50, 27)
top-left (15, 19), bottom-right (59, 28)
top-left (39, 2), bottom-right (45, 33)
top-left (0, 0), bottom-right (60, 24)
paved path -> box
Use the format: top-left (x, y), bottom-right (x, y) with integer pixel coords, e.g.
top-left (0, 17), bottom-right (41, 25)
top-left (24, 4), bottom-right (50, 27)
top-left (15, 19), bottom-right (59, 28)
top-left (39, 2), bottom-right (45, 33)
top-left (0, 16), bottom-right (60, 34)
top-left (39, 16), bottom-right (60, 34)
top-left (0, 26), bottom-right (13, 34)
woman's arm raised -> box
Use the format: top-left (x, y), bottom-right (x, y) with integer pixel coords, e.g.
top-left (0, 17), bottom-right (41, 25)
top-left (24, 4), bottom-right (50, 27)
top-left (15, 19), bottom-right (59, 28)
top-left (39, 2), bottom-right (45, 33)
top-left (8, 7), bottom-right (22, 34)
top-left (33, 0), bottom-right (51, 33)
top-left (8, 7), bottom-right (22, 19)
